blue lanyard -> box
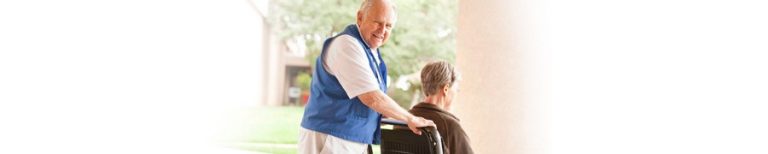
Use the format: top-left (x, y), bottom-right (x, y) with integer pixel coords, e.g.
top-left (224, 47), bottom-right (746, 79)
top-left (366, 49), bottom-right (385, 87)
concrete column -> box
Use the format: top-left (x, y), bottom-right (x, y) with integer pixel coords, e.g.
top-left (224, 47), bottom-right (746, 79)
top-left (453, 0), bottom-right (547, 153)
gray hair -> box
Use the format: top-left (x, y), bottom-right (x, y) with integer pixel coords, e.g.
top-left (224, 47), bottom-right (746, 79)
top-left (359, 0), bottom-right (397, 18)
top-left (420, 61), bottom-right (457, 96)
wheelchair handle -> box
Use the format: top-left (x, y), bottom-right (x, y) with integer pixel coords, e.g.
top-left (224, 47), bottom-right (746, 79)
top-left (380, 118), bottom-right (445, 154)
top-left (381, 118), bottom-right (408, 126)
top-left (381, 118), bottom-right (438, 131)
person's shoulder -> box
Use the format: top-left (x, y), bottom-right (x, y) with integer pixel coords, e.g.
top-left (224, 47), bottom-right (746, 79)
top-left (410, 108), bottom-right (451, 126)
top-left (328, 35), bottom-right (365, 55)
top-left (445, 117), bottom-right (464, 130)
top-left (408, 107), bottom-right (435, 118)
top-left (444, 112), bottom-right (465, 126)
top-left (331, 35), bottom-right (361, 46)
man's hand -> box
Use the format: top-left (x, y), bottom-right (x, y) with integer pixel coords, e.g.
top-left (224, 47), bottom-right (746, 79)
top-left (358, 91), bottom-right (436, 135)
top-left (406, 116), bottom-right (436, 135)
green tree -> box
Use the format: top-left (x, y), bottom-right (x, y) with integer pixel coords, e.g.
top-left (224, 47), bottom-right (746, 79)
top-left (295, 72), bottom-right (312, 91)
top-left (269, 0), bottom-right (457, 106)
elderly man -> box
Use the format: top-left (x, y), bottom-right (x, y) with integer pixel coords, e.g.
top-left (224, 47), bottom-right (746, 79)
top-left (410, 61), bottom-right (474, 154)
top-left (298, 0), bottom-right (435, 153)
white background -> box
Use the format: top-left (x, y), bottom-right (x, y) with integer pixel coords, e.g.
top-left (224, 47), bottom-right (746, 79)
top-left (544, 0), bottom-right (768, 153)
top-left (1, 0), bottom-right (264, 153)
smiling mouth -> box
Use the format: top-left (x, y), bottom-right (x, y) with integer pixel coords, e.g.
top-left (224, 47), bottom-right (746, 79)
top-left (372, 34), bottom-right (384, 41)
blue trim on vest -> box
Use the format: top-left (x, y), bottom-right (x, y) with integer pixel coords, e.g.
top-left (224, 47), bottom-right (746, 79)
top-left (300, 24), bottom-right (388, 144)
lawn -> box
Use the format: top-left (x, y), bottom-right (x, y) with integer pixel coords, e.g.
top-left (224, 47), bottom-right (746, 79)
top-left (226, 106), bottom-right (302, 154)
top-left (226, 105), bottom-right (382, 154)
top-left (245, 106), bottom-right (304, 144)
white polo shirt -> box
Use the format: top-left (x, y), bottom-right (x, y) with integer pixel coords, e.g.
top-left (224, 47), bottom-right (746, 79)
top-left (323, 34), bottom-right (383, 99)
top-left (297, 29), bottom-right (385, 154)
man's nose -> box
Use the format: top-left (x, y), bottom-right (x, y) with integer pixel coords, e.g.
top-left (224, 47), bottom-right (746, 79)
top-left (376, 25), bottom-right (386, 34)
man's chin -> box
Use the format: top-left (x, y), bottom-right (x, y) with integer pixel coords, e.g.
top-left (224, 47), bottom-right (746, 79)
top-left (367, 43), bottom-right (380, 49)
top-left (372, 41), bottom-right (384, 48)
top-left (366, 38), bottom-right (383, 48)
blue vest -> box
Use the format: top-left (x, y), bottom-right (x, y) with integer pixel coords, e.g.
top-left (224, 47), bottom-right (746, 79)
top-left (300, 24), bottom-right (388, 144)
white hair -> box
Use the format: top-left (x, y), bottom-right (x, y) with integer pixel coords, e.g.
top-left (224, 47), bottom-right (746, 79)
top-left (359, 0), bottom-right (397, 18)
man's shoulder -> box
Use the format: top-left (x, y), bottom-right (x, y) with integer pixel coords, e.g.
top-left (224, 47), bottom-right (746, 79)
top-left (332, 34), bottom-right (360, 44)
top-left (328, 34), bottom-right (365, 54)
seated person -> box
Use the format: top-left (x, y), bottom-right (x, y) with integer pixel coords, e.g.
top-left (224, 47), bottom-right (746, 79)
top-left (409, 61), bottom-right (474, 154)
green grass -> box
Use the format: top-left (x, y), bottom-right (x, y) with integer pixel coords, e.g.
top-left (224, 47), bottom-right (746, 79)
top-left (224, 106), bottom-right (303, 154)
top-left (228, 105), bottom-right (383, 154)
top-left (245, 106), bottom-right (304, 144)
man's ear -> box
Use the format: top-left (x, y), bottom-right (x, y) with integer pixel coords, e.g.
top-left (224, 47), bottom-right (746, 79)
top-left (356, 11), bottom-right (364, 24)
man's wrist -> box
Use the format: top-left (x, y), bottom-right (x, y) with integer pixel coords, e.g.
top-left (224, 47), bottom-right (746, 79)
top-left (405, 115), bottom-right (418, 124)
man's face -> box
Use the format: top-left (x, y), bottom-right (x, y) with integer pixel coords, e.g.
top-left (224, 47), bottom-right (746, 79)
top-left (357, 3), bottom-right (396, 49)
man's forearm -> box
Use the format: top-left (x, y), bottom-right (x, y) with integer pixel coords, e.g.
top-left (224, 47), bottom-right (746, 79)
top-left (358, 90), bottom-right (415, 122)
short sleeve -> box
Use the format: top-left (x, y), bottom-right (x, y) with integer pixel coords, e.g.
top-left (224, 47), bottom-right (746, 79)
top-left (324, 35), bottom-right (381, 99)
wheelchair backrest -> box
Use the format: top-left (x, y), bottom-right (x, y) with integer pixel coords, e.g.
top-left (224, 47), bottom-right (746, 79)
top-left (380, 119), bottom-right (444, 154)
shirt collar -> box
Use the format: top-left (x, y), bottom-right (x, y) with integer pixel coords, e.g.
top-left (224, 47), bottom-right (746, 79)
top-left (413, 102), bottom-right (460, 121)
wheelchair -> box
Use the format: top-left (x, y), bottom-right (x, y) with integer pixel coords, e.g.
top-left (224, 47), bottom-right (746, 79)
top-left (379, 119), bottom-right (445, 154)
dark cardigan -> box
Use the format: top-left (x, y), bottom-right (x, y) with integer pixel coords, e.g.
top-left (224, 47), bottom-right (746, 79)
top-left (409, 103), bottom-right (474, 154)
